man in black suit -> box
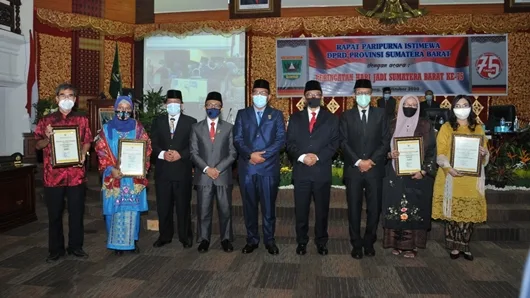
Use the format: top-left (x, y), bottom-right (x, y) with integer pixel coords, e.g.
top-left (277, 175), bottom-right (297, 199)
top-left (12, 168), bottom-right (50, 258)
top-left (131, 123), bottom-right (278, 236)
top-left (340, 79), bottom-right (390, 259)
top-left (151, 89), bottom-right (197, 248)
top-left (287, 80), bottom-right (340, 256)
top-left (377, 87), bottom-right (396, 121)
top-left (419, 89), bottom-right (440, 117)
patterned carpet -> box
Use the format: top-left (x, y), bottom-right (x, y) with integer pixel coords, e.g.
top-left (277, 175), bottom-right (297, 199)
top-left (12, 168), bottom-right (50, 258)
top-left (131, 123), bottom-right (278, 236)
top-left (0, 175), bottom-right (528, 297)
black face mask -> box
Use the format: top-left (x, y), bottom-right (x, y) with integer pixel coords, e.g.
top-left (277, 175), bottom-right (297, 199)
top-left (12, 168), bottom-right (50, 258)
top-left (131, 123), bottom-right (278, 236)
top-left (403, 107), bottom-right (417, 118)
top-left (115, 111), bottom-right (131, 121)
top-left (308, 98), bottom-right (321, 108)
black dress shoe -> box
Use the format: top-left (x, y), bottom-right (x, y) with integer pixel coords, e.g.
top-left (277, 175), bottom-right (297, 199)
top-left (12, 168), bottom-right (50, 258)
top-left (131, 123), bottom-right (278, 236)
top-left (45, 251), bottom-right (65, 263)
top-left (351, 248), bottom-right (363, 259)
top-left (364, 247), bottom-right (376, 257)
top-left (242, 243), bottom-right (259, 254)
top-left (317, 245), bottom-right (328, 256)
top-left (153, 239), bottom-right (171, 248)
top-left (221, 240), bottom-right (233, 252)
top-left (266, 244), bottom-right (280, 255)
top-left (296, 244), bottom-right (307, 255)
top-left (67, 248), bottom-right (89, 258)
top-left (198, 240), bottom-right (209, 253)
top-left (182, 240), bottom-right (193, 249)
top-left (462, 252), bottom-right (474, 261)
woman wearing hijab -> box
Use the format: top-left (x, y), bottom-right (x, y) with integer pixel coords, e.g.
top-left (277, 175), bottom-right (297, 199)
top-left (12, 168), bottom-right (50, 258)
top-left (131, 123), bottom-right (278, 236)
top-left (432, 95), bottom-right (489, 261)
top-left (95, 95), bottom-right (152, 255)
top-left (382, 95), bottom-right (437, 258)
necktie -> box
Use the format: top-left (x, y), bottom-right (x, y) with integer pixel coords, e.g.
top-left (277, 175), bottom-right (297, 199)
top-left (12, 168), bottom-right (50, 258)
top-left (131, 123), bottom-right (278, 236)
top-left (309, 112), bottom-right (317, 133)
top-left (209, 122), bottom-right (215, 143)
top-left (170, 118), bottom-right (175, 138)
top-left (361, 110), bottom-right (367, 134)
top-left (257, 111), bottom-right (263, 125)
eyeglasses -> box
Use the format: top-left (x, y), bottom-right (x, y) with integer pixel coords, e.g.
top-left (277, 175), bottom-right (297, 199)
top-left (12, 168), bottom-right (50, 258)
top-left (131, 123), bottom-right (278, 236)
top-left (305, 93), bottom-right (322, 99)
top-left (205, 103), bottom-right (222, 109)
top-left (252, 91), bottom-right (269, 96)
top-left (455, 104), bottom-right (470, 108)
top-left (58, 94), bottom-right (75, 100)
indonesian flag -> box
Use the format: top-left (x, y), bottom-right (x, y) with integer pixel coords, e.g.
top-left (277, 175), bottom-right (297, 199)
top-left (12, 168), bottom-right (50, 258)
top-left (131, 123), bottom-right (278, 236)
top-left (26, 29), bottom-right (38, 126)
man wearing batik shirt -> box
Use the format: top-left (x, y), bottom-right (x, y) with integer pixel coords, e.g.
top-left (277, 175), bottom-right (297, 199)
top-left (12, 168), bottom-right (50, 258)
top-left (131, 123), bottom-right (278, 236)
top-left (35, 83), bottom-right (92, 263)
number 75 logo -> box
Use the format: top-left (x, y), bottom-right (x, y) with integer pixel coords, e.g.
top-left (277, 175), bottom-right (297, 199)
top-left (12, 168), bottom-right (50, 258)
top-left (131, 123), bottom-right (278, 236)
top-left (475, 53), bottom-right (503, 80)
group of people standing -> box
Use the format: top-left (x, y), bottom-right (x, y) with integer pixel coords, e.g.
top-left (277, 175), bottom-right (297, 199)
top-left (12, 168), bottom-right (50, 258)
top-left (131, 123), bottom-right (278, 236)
top-left (35, 79), bottom-right (489, 263)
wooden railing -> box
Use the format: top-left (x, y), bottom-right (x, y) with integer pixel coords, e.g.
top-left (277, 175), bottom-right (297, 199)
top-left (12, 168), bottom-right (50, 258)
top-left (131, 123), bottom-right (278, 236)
top-left (0, 0), bottom-right (21, 34)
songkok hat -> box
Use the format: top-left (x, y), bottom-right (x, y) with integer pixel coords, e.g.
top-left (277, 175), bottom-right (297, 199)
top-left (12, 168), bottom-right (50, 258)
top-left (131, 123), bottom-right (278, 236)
top-left (252, 79), bottom-right (270, 92)
top-left (354, 79), bottom-right (372, 90)
top-left (166, 89), bottom-right (182, 101)
top-left (205, 91), bottom-right (223, 105)
top-left (304, 80), bottom-right (322, 94)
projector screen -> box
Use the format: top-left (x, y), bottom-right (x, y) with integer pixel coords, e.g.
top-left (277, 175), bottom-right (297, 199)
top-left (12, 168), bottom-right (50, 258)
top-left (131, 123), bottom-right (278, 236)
top-left (143, 32), bottom-right (246, 122)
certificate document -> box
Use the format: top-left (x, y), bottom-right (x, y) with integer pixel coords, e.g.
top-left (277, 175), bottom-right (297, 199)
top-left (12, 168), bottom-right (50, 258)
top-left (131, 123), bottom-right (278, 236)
top-left (451, 134), bottom-right (483, 176)
top-left (50, 126), bottom-right (81, 168)
top-left (394, 137), bottom-right (423, 176)
top-left (118, 140), bottom-right (147, 177)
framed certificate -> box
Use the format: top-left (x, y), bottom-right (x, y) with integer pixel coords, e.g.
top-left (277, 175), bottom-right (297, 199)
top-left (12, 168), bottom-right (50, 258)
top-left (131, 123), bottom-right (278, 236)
top-left (394, 136), bottom-right (423, 176)
top-left (451, 134), bottom-right (483, 176)
top-left (50, 126), bottom-right (81, 168)
top-left (118, 139), bottom-right (147, 177)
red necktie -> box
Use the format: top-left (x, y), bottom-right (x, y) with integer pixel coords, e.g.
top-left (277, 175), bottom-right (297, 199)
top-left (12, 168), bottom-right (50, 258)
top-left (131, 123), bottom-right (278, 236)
top-left (210, 122), bottom-right (215, 143)
top-left (255, 0), bottom-right (259, 3)
top-left (309, 112), bottom-right (316, 133)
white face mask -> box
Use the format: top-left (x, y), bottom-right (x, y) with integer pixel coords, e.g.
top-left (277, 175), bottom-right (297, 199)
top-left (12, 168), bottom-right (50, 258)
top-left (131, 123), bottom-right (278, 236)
top-left (453, 107), bottom-right (471, 120)
top-left (58, 99), bottom-right (74, 111)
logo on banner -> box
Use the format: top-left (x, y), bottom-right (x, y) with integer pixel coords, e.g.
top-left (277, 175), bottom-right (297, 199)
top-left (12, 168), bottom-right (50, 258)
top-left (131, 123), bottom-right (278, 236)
top-left (475, 53), bottom-right (503, 80)
top-left (281, 56), bottom-right (303, 80)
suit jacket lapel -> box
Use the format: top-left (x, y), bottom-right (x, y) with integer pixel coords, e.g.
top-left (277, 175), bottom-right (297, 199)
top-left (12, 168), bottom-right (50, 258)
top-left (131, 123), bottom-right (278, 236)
top-left (164, 116), bottom-right (173, 141)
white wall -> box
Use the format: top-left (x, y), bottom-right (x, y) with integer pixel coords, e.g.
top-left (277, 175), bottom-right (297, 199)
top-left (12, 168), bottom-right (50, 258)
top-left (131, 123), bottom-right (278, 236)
top-left (154, 0), bottom-right (502, 13)
top-left (0, 0), bottom-right (33, 155)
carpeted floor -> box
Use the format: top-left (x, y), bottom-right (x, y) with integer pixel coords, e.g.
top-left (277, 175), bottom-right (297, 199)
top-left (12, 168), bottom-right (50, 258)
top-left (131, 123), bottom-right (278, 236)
top-left (0, 201), bottom-right (526, 298)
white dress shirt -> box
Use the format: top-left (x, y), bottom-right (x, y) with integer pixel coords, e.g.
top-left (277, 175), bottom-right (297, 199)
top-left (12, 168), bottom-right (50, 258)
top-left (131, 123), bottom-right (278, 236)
top-left (298, 107), bottom-right (320, 163)
top-left (203, 117), bottom-right (219, 173)
top-left (355, 106), bottom-right (369, 167)
top-left (158, 113), bottom-right (181, 159)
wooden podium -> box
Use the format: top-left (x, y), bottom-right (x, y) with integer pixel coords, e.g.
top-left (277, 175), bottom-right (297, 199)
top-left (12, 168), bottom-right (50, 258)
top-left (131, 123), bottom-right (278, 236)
top-left (0, 164), bottom-right (37, 232)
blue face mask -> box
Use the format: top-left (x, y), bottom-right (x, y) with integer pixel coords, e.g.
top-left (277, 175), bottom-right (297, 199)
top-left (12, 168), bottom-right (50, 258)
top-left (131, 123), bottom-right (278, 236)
top-left (252, 95), bottom-right (267, 109)
top-left (167, 103), bottom-right (181, 116)
top-left (356, 94), bottom-right (371, 107)
top-left (206, 108), bottom-right (221, 119)
top-left (426, 95), bottom-right (433, 101)
top-left (383, 93), bottom-right (390, 100)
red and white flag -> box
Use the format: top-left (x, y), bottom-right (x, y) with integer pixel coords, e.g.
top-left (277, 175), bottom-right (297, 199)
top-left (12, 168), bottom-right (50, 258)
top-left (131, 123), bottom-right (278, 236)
top-left (26, 29), bottom-right (38, 126)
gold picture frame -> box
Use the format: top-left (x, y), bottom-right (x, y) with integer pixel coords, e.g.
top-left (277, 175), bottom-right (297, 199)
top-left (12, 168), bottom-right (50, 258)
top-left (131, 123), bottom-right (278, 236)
top-left (98, 107), bottom-right (115, 130)
top-left (118, 139), bottom-right (147, 178)
top-left (50, 126), bottom-right (82, 168)
top-left (450, 134), bottom-right (484, 177)
top-left (393, 136), bottom-right (424, 176)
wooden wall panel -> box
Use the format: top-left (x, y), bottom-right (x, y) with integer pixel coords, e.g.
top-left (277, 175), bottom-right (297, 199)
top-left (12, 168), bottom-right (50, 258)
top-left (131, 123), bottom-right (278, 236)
top-left (154, 4), bottom-right (504, 23)
top-left (104, 0), bottom-right (136, 23)
top-left (34, 0), bottom-right (72, 13)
